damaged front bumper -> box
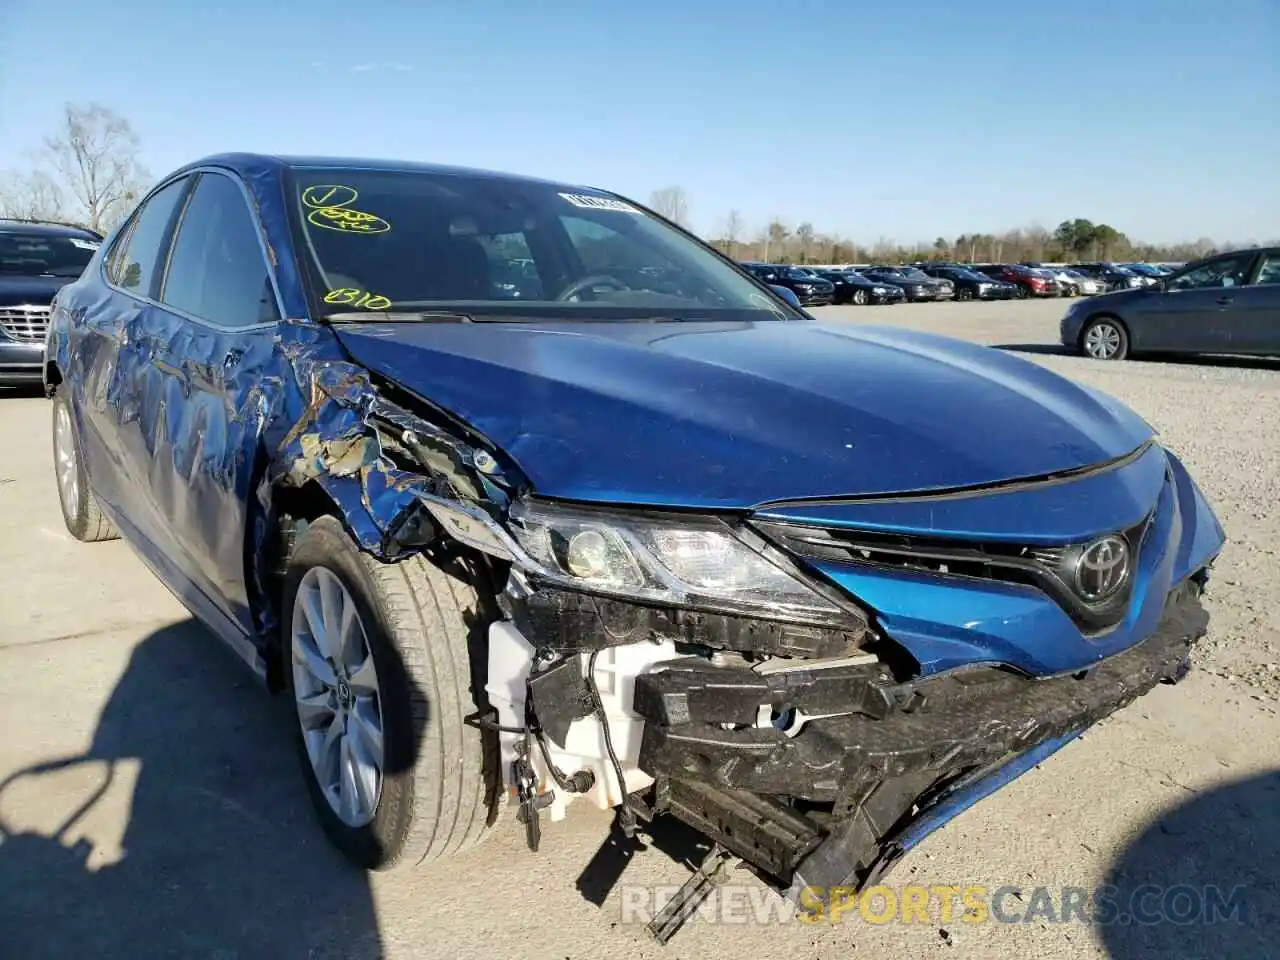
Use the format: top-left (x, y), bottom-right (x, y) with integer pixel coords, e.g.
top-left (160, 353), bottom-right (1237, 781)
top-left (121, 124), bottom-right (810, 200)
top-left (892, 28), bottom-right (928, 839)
top-left (632, 575), bottom-right (1208, 898)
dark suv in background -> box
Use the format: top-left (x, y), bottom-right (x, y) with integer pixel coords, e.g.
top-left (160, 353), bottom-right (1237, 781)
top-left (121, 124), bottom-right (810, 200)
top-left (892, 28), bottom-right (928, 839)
top-left (859, 265), bottom-right (953, 301)
top-left (918, 264), bottom-right (1018, 300)
top-left (739, 263), bottom-right (835, 306)
top-left (0, 219), bottom-right (102, 386)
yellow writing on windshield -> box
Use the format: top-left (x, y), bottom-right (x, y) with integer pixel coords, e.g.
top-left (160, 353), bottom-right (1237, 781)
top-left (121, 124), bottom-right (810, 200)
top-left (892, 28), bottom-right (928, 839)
top-left (324, 287), bottom-right (392, 310)
top-left (301, 184), bottom-right (391, 234)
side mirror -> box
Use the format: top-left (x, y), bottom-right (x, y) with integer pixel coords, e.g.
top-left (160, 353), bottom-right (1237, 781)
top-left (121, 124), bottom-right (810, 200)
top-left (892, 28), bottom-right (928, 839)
top-left (770, 284), bottom-right (803, 309)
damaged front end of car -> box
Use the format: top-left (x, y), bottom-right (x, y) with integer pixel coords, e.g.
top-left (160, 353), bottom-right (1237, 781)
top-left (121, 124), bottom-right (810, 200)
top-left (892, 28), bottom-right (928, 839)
top-left (263, 359), bottom-right (1224, 942)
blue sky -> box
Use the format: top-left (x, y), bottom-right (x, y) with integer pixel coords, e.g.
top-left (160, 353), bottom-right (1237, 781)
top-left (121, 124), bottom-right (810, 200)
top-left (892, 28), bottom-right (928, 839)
top-left (2, 0), bottom-right (1277, 244)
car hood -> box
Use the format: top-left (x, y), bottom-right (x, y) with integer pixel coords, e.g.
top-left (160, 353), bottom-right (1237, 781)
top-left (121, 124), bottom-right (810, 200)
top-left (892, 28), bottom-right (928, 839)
top-left (0, 275), bottom-right (70, 307)
top-left (332, 319), bottom-right (1154, 508)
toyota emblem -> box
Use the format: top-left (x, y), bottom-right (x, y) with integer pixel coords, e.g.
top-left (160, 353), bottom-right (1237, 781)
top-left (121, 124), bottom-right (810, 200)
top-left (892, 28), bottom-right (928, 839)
top-left (1074, 535), bottom-right (1131, 602)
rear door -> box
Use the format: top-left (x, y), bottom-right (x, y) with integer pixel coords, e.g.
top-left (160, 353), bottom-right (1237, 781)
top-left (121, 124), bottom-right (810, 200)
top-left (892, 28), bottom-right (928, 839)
top-left (1138, 252), bottom-right (1258, 353)
top-left (76, 175), bottom-right (194, 545)
top-left (131, 169), bottom-right (285, 637)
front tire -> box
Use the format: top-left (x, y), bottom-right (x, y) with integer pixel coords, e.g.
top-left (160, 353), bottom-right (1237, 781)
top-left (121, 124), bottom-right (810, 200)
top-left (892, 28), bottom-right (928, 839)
top-left (51, 384), bottom-right (118, 543)
top-left (282, 516), bottom-right (502, 871)
top-left (1080, 315), bottom-right (1130, 360)
top-left (852, 289), bottom-right (868, 306)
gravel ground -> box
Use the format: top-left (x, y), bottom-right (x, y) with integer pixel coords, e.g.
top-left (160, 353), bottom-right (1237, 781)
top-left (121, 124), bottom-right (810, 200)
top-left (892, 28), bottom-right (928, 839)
top-left (1, 298), bottom-right (1277, 959)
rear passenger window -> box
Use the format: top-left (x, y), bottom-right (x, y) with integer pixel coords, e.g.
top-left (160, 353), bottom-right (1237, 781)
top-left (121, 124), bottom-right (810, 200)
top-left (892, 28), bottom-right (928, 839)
top-left (110, 177), bottom-right (190, 295)
top-left (161, 172), bottom-right (280, 327)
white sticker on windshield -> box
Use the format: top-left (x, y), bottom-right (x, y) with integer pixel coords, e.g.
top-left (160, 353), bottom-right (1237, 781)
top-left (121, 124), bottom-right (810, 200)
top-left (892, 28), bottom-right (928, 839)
top-left (558, 192), bottom-right (641, 213)
top-left (69, 238), bottom-right (100, 250)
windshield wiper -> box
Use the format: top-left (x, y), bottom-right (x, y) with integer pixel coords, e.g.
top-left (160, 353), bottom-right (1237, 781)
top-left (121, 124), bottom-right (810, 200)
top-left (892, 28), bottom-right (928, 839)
top-left (324, 310), bottom-right (475, 324)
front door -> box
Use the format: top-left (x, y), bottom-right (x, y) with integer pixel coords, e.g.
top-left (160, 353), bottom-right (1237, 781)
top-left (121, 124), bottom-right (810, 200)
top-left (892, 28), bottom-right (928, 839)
top-left (1137, 252), bottom-right (1259, 354)
top-left (125, 169), bottom-right (285, 636)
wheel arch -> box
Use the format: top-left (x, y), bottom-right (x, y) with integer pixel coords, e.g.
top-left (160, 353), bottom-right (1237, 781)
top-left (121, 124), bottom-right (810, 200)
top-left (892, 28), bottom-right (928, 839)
top-left (253, 478), bottom-right (359, 692)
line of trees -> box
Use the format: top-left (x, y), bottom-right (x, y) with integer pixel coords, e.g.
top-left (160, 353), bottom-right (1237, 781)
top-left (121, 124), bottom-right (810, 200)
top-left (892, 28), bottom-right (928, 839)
top-left (2, 108), bottom-right (1260, 267)
top-left (0, 103), bottom-right (151, 235)
top-left (704, 211), bottom-right (1239, 266)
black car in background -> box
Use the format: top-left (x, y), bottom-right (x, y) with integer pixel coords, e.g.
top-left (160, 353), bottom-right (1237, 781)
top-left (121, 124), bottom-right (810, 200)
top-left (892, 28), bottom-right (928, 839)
top-left (860, 265), bottom-right (952, 301)
top-left (810, 268), bottom-right (905, 305)
top-left (740, 262), bottom-right (835, 306)
top-left (0, 219), bottom-right (102, 386)
top-left (918, 264), bottom-right (1018, 300)
top-left (1069, 262), bottom-right (1148, 292)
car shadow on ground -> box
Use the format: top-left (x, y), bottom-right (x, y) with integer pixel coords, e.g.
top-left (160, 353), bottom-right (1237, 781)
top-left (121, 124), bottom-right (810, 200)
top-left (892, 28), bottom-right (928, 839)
top-left (1099, 770), bottom-right (1280, 959)
top-left (0, 620), bottom-right (389, 959)
top-left (994, 343), bottom-right (1280, 371)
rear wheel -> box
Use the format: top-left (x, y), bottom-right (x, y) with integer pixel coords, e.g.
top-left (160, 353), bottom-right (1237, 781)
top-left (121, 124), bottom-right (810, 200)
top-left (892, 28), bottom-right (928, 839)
top-left (282, 516), bottom-right (502, 870)
top-left (51, 385), bottom-right (118, 543)
top-left (852, 289), bottom-right (868, 305)
top-left (1080, 316), bottom-right (1129, 360)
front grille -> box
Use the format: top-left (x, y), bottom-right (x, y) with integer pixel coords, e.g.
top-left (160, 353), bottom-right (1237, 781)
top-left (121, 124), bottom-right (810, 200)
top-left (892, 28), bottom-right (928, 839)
top-left (754, 517), bottom-right (1153, 634)
top-left (0, 305), bottom-right (52, 343)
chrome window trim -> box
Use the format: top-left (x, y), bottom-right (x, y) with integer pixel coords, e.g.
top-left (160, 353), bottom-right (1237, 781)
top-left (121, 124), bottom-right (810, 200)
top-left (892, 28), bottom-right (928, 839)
top-left (97, 165), bottom-right (289, 334)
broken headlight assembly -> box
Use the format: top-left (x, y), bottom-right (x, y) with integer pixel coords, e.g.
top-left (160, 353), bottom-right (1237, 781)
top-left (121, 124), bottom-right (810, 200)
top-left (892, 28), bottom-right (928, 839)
top-left (505, 501), bottom-right (854, 628)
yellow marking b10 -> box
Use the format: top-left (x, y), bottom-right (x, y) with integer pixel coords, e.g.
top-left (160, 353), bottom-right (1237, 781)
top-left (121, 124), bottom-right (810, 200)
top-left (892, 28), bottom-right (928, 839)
top-left (324, 287), bottom-right (392, 310)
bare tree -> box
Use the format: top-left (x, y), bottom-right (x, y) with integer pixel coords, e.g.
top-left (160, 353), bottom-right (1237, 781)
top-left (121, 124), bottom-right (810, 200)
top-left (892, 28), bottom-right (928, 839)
top-left (41, 103), bottom-right (150, 233)
top-left (795, 222), bottom-right (815, 263)
top-left (648, 185), bottom-right (690, 227)
top-left (765, 219), bottom-right (789, 261)
top-left (0, 169), bottom-right (67, 222)
top-left (723, 209), bottom-right (744, 257)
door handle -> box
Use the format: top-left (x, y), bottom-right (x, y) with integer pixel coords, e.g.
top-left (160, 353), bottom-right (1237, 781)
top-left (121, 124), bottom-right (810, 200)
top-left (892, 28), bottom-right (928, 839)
top-left (1215, 296), bottom-right (1234, 305)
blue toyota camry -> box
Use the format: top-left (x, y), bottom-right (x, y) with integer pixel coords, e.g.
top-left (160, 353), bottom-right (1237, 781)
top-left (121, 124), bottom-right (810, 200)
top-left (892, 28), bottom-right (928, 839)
top-left (44, 153), bottom-right (1224, 934)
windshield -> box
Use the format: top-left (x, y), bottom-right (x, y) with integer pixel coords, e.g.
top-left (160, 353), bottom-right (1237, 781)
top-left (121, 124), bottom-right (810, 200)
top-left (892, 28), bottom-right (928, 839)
top-left (285, 168), bottom-right (793, 321)
top-left (0, 229), bottom-right (99, 278)
top-left (899, 267), bottom-right (930, 280)
top-left (954, 269), bottom-right (990, 282)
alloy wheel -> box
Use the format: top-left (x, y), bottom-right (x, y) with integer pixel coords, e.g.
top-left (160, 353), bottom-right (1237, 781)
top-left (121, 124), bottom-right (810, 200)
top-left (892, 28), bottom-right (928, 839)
top-left (54, 403), bottom-right (80, 516)
top-left (853, 289), bottom-right (868, 305)
top-left (291, 566), bottom-right (385, 828)
top-left (1084, 321), bottom-right (1123, 359)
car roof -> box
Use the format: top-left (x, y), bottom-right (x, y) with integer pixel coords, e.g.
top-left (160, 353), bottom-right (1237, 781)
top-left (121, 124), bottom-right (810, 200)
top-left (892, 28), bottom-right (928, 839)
top-left (0, 218), bottom-right (101, 239)
top-left (168, 152), bottom-right (592, 193)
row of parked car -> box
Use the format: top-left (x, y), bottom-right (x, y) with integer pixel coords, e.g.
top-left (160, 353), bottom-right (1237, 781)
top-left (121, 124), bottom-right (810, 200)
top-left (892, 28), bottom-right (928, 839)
top-left (740, 260), bottom-right (1180, 307)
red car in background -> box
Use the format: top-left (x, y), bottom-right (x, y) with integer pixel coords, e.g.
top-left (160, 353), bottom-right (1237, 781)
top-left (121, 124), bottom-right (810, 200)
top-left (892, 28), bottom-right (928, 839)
top-left (973, 263), bottom-right (1062, 298)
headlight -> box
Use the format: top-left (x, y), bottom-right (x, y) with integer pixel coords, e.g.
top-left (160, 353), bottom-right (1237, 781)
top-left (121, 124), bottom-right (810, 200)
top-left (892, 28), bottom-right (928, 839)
top-left (872, 286), bottom-right (887, 294)
top-left (506, 501), bottom-right (851, 626)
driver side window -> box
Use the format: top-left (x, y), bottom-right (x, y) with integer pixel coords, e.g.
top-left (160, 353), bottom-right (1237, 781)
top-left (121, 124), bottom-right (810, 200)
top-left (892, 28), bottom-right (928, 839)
top-left (1169, 255), bottom-right (1253, 291)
